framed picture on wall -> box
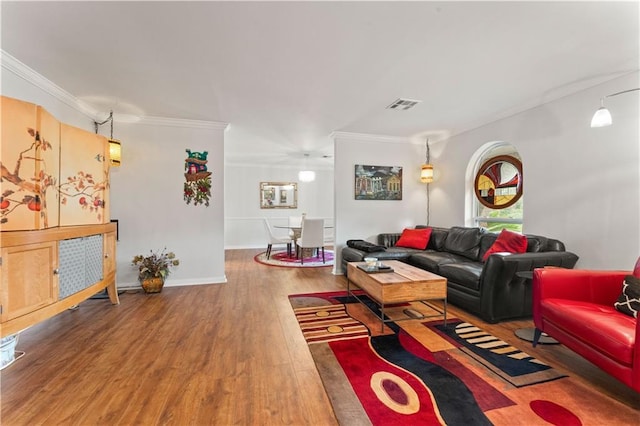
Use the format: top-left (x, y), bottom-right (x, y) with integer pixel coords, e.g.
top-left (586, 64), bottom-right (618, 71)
top-left (354, 165), bottom-right (403, 200)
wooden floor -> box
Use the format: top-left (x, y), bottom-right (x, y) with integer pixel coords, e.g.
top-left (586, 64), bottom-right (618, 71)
top-left (1, 249), bottom-right (638, 425)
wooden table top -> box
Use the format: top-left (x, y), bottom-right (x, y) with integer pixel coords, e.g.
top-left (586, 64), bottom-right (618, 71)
top-left (348, 260), bottom-right (445, 285)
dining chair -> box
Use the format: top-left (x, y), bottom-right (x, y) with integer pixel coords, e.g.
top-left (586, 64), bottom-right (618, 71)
top-left (288, 216), bottom-right (303, 241)
top-left (296, 218), bottom-right (325, 264)
top-left (263, 218), bottom-right (292, 259)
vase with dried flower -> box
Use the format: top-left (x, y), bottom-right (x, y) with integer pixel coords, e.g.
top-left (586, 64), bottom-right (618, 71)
top-left (132, 249), bottom-right (180, 293)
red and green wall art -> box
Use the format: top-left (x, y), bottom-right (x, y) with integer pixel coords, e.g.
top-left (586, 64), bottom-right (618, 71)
top-left (184, 149), bottom-right (211, 207)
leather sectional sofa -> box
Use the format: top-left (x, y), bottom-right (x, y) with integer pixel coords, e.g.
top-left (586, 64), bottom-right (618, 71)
top-left (341, 226), bottom-right (579, 323)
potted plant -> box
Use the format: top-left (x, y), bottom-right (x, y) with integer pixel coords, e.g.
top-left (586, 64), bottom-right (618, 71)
top-left (132, 249), bottom-right (180, 293)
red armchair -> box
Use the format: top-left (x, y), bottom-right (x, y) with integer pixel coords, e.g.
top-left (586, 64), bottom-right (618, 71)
top-left (532, 262), bottom-right (640, 393)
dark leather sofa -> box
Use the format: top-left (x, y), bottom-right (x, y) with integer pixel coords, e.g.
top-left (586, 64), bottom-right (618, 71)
top-left (341, 226), bottom-right (579, 323)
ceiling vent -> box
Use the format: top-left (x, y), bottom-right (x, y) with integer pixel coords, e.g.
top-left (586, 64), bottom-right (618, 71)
top-left (386, 98), bottom-right (422, 110)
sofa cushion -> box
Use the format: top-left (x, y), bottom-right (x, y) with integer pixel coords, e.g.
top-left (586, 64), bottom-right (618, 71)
top-left (614, 275), bottom-right (640, 318)
top-left (526, 237), bottom-right (542, 253)
top-left (482, 229), bottom-right (528, 261)
top-left (371, 247), bottom-right (423, 261)
top-left (443, 227), bottom-right (483, 261)
top-left (438, 262), bottom-right (483, 291)
top-left (408, 251), bottom-right (467, 272)
top-left (395, 227), bottom-right (432, 249)
top-left (417, 226), bottom-right (449, 251)
top-left (634, 257), bottom-right (640, 278)
top-left (542, 299), bottom-right (635, 366)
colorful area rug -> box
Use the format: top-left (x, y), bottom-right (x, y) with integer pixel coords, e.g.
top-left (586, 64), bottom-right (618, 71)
top-left (254, 249), bottom-right (334, 268)
top-left (289, 291), bottom-right (637, 426)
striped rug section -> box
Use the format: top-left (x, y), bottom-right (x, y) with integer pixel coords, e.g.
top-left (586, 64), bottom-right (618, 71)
top-left (293, 304), bottom-right (369, 344)
top-left (430, 320), bottom-right (567, 387)
top-left (453, 322), bottom-right (547, 365)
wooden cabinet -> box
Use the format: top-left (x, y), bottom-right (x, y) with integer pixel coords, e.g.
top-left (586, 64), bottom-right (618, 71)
top-left (0, 223), bottom-right (118, 338)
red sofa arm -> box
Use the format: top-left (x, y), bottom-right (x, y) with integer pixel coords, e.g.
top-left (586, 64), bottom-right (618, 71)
top-left (532, 268), bottom-right (629, 328)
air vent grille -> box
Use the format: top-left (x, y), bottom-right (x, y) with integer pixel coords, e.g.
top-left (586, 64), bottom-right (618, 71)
top-left (386, 98), bottom-right (422, 110)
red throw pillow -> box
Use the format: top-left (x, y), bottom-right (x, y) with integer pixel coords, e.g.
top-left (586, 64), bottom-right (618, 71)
top-left (395, 228), bottom-right (432, 250)
top-left (633, 256), bottom-right (640, 278)
top-left (482, 229), bottom-right (528, 261)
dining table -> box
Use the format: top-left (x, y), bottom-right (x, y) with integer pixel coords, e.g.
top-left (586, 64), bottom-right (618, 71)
top-left (273, 224), bottom-right (333, 257)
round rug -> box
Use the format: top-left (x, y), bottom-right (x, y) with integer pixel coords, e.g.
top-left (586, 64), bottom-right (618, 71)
top-left (254, 249), bottom-right (334, 268)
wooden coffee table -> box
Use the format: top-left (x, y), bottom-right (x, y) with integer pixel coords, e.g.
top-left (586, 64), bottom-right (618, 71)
top-left (346, 260), bottom-right (447, 332)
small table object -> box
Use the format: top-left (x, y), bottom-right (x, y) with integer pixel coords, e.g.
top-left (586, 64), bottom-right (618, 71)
top-left (514, 270), bottom-right (559, 345)
top-left (347, 260), bottom-right (447, 332)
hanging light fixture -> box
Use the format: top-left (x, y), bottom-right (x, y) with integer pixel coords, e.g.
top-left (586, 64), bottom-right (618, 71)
top-left (590, 88), bottom-right (639, 128)
top-left (298, 170), bottom-right (316, 182)
top-left (298, 153), bottom-right (315, 182)
top-left (94, 110), bottom-right (122, 167)
top-left (420, 139), bottom-right (434, 183)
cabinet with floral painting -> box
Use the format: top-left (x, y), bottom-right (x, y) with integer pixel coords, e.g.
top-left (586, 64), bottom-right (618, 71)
top-left (0, 96), bottom-right (117, 342)
top-left (1, 96), bottom-right (110, 231)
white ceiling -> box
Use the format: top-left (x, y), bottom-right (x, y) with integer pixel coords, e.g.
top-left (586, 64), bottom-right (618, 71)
top-left (2, 1), bottom-right (639, 168)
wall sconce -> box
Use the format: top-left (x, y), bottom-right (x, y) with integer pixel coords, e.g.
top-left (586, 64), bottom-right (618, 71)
top-left (420, 138), bottom-right (434, 226)
top-left (94, 110), bottom-right (122, 166)
top-left (590, 88), bottom-right (639, 128)
top-left (420, 139), bottom-right (434, 183)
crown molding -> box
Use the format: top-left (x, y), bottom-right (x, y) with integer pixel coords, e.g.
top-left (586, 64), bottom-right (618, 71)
top-left (330, 131), bottom-right (410, 144)
top-left (1, 50), bottom-right (98, 119)
top-left (1, 50), bottom-right (229, 130)
top-left (138, 116), bottom-right (229, 130)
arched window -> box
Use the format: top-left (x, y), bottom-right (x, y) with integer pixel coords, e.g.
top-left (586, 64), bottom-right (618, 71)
top-left (469, 142), bottom-right (523, 232)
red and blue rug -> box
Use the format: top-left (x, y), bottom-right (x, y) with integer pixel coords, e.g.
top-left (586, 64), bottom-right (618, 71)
top-left (289, 291), bottom-right (638, 425)
top-left (254, 249), bottom-right (334, 268)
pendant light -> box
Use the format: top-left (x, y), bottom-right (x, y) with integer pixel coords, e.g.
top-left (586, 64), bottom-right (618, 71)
top-left (590, 88), bottom-right (639, 128)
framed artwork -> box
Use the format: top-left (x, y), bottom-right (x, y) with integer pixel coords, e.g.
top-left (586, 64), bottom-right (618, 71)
top-left (474, 155), bottom-right (523, 209)
top-left (354, 165), bottom-right (402, 200)
top-left (260, 182), bottom-right (297, 209)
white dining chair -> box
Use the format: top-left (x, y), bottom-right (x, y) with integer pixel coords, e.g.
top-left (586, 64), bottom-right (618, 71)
top-left (288, 216), bottom-right (303, 241)
top-left (296, 218), bottom-right (325, 264)
top-left (263, 218), bottom-right (292, 259)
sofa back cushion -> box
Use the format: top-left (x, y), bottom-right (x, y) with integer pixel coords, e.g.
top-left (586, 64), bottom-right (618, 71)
top-left (443, 227), bottom-right (483, 261)
top-left (417, 225), bottom-right (449, 251)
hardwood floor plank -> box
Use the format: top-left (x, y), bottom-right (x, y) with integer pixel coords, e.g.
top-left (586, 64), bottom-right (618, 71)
top-left (2, 249), bottom-right (637, 425)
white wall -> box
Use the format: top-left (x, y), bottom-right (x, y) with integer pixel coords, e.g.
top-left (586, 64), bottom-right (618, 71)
top-left (224, 164), bottom-right (334, 248)
top-left (428, 72), bottom-right (640, 270)
top-left (333, 73), bottom-right (639, 272)
top-left (109, 119), bottom-right (227, 288)
top-left (333, 133), bottom-right (429, 273)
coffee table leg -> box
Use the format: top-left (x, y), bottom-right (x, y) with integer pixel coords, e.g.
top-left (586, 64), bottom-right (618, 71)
top-left (443, 299), bottom-right (447, 327)
top-left (380, 303), bottom-right (385, 333)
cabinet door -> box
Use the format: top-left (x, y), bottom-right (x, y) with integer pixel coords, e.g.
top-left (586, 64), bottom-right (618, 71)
top-left (59, 124), bottom-right (109, 226)
top-left (0, 97), bottom-right (39, 231)
top-left (0, 241), bottom-right (58, 321)
top-left (58, 235), bottom-right (104, 300)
